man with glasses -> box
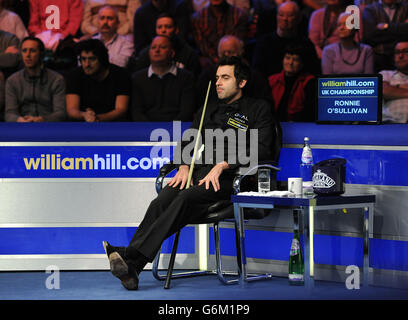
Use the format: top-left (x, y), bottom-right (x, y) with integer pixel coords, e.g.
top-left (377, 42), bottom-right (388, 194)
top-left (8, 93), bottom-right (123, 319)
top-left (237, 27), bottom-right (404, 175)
top-left (65, 38), bottom-right (131, 122)
top-left (380, 41), bottom-right (408, 123)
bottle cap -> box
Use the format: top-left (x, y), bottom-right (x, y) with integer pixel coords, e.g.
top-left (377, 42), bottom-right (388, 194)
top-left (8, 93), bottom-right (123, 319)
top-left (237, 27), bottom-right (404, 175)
top-left (304, 137), bottom-right (309, 141)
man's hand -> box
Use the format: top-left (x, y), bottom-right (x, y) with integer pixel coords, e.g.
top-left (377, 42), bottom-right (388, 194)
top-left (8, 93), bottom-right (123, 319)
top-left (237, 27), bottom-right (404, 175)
top-left (26, 115), bottom-right (44, 122)
top-left (383, 81), bottom-right (408, 100)
top-left (4, 46), bottom-right (19, 54)
top-left (17, 115), bottom-right (44, 122)
top-left (377, 22), bottom-right (389, 30)
top-left (168, 165), bottom-right (191, 189)
top-left (37, 31), bottom-right (64, 51)
top-left (198, 162), bottom-right (229, 192)
top-left (17, 116), bottom-right (31, 122)
top-left (82, 108), bottom-right (97, 122)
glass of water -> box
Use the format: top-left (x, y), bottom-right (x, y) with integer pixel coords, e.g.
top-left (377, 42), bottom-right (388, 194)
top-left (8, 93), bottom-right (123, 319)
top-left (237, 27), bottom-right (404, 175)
top-left (258, 168), bottom-right (270, 193)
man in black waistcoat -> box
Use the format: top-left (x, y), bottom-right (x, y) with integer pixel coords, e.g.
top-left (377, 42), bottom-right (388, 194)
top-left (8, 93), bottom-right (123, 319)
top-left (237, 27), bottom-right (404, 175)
top-left (103, 56), bottom-right (277, 290)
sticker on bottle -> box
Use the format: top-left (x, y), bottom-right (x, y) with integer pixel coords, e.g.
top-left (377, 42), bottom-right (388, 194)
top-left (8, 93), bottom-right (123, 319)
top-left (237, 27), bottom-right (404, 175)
top-left (301, 149), bottom-right (313, 164)
top-left (289, 274), bottom-right (304, 281)
top-left (290, 239), bottom-right (300, 256)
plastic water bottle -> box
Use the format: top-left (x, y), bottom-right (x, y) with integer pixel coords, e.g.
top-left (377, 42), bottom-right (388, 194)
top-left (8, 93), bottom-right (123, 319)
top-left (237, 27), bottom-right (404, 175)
top-left (300, 137), bottom-right (314, 197)
top-left (258, 168), bottom-right (270, 193)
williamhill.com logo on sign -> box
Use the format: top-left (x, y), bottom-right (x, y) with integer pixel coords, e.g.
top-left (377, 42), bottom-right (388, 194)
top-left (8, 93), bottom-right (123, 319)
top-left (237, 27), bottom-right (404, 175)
top-left (313, 170), bottom-right (336, 188)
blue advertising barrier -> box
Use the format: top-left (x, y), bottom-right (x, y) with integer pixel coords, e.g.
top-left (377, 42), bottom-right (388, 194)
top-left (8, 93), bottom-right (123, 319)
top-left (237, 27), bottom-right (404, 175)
top-left (0, 122), bottom-right (407, 282)
top-left (0, 146), bottom-right (173, 178)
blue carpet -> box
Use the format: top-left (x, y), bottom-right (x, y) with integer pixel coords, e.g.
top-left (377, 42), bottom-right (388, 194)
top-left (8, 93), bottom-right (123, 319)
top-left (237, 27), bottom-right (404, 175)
top-left (0, 270), bottom-right (407, 301)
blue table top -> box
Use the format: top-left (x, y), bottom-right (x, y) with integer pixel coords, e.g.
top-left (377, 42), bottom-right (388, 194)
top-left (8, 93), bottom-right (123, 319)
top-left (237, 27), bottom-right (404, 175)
top-left (231, 194), bottom-right (376, 207)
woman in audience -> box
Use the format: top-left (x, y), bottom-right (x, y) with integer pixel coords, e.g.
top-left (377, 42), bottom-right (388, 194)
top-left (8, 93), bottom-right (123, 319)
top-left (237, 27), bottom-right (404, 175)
top-left (321, 12), bottom-right (374, 74)
top-left (268, 43), bottom-right (316, 122)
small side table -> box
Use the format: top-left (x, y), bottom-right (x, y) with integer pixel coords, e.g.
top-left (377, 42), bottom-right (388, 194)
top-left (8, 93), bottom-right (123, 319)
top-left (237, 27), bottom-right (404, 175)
top-left (231, 194), bottom-right (376, 287)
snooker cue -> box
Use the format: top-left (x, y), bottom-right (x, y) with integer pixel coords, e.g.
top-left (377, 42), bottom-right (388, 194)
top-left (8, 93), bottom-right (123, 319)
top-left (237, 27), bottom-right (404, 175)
top-left (186, 81), bottom-right (212, 189)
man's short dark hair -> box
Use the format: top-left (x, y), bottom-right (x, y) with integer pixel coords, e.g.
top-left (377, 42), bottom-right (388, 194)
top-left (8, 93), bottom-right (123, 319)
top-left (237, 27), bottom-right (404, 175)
top-left (21, 36), bottom-right (45, 57)
top-left (217, 56), bottom-right (250, 84)
top-left (76, 39), bottom-right (110, 68)
top-left (156, 12), bottom-right (178, 28)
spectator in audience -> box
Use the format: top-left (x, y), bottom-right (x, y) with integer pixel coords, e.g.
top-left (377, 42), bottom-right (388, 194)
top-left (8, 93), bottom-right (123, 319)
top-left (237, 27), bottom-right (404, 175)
top-left (302, 0), bottom-right (324, 12)
top-left (380, 41), bottom-right (408, 123)
top-left (252, 1), bottom-right (319, 78)
top-left (0, 71), bottom-right (4, 120)
top-left (81, 0), bottom-right (141, 39)
top-left (268, 43), bottom-right (316, 122)
top-left (0, 30), bottom-right (20, 72)
top-left (0, 0), bottom-right (29, 40)
top-left (322, 12), bottom-right (374, 74)
top-left (133, 0), bottom-right (191, 56)
top-left (190, 0), bottom-right (251, 13)
top-left (253, 0), bottom-right (309, 39)
top-left (303, 0), bottom-right (354, 17)
top-left (66, 39), bottom-right (131, 122)
top-left (227, 0), bottom-right (250, 13)
top-left (2, 0), bottom-right (30, 28)
top-left (190, 0), bottom-right (208, 12)
top-left (363, 0), bottom-right (408, 72)
top-left (192, 0), bottom-right (249, 69)
top-left (131, 35), bottom-right (196, 121)
top-left (196, 34), bottom-right (270, 105)
top-left (92, 6), bottom-right (134, 68)
top-left (308, 0), bottom-right (349, 59)
top-left (129, 13), bottom-right (200, 76)
top-left (4, 37), bottom-right (66, 122)
top-left (1, 0), bottom-right (25, 119)
top-left (28, 0), bottom-right (83, 51)
top-left (0, 30), bottom-right (21, 120)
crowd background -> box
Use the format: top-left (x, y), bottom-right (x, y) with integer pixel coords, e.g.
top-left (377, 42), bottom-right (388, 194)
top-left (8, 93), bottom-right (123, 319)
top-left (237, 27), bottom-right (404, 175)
top-left (0, 0), bottom-right (408, 123)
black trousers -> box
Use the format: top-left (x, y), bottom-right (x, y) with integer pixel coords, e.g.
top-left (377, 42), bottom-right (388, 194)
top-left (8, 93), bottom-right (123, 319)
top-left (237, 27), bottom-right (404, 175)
top-left (126, 166), bottom-right (234, 262)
